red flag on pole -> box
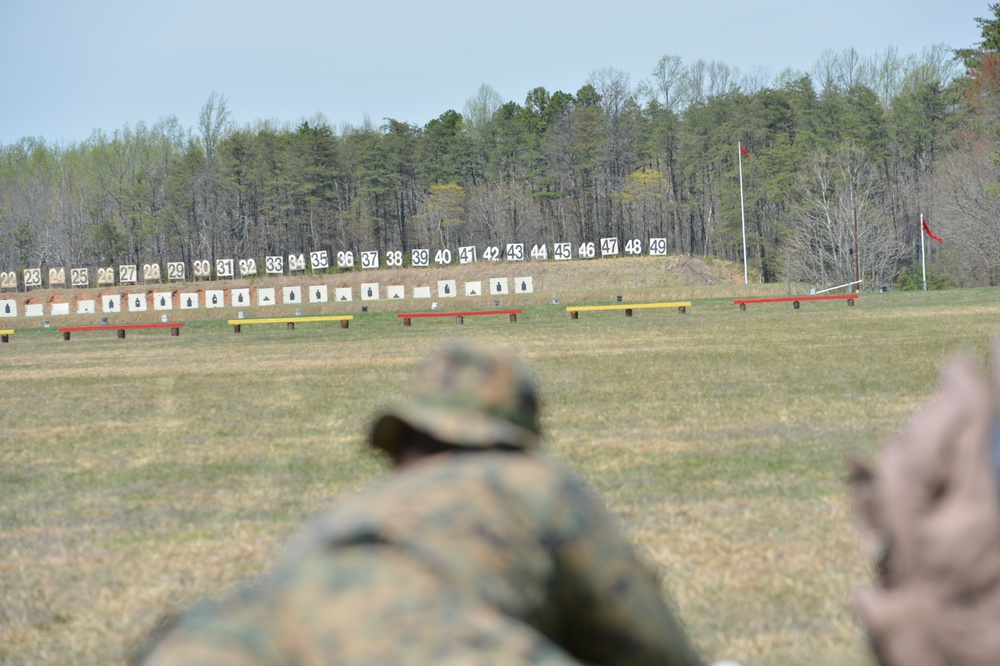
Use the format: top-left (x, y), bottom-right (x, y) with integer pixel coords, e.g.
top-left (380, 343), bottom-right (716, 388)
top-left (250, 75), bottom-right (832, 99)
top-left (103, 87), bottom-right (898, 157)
top-left (922, 217), bottom-right (943, 243)
top-left (740, 144), bottom-right (752, 158)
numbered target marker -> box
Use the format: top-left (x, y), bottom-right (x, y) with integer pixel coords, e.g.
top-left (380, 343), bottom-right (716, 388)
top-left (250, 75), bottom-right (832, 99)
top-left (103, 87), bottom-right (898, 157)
top-left (24, 268), bottom-right (42, 288)
top-left (48, 267), bottom-right (66, 287)
top-left (578, 242), bottom-right (596, 259)
top-left (309, 285), bottom-right (328, 303)
top-left (205, 290), bottom-right (224, 308)
top-left (265, 256), bottom-right (284, 274)
top-left (553, 243), bottom-right (572, 261)
top-left (257, 287), bottom-right (276, 306)
top-left (385, 250), bottom-right (403, 267)
top-left (625, 239), bottom-right (642, 255)
top-left (127, 293), bottom-right (148, 312)
top-left (0, 299), bottom-right (17, 317)
top-left (360, 251), bottom-right (379, 270)
top-left (101, 294), bottom-right (121, 312)
top-left (490, 278), bottom-right (509, 295)
top-left (483, 246), bottom-right (501, 261)
top-left (505, 243), bottom-right (525, 261)
top-left (336, 251), bottom-right (354, 269)
top-left (465, 281), bottom-right (482, 296)
top-left (387, 285), bottom-right (405, 299)
top-left (97, 267), bottom-right (115, 285)
top-left (50, 303), bottom-right (70, 316)
top-left (282, 286), bottom-right (301, 304)
top-left (361, 283), bottom-right (380, 300)
top-left (530, 244), bottom-right (548, 261)
top-left (437, 280), bottom-right (457, 297)
top-left (309, 250), bottom-right (329, 271)
top-left (412, 286), bottom-right (431, 299)
top-left (600, 237), bottom-right (619, 257)
top-left (515, 277), bottom-right (534, 294)
top-left (71, 267), bottom-right (89, 287)
top-left (76, 300), bottom-right (96, 314)
top-left (153, 292), bottom-right (173, 310)
top-left (411, 248), bottom-right (430, 268)
top-left (26, 303), bottom-right (44, 316)
top-left (120, 264), bottom-right (138, 284)
top-left (167, 262), bottom-right (185, 281)
top-left (193, 259), bottom-right (211, 278)
top-left (239, 258), bottom-right (257, 277)
top-left (230, 288), bottom-right (250, 307)
top-left (649, 238), bottom-right (667, 256)
top-left (288, 254), bottom-right (306, 272)
top-left (458, 245), bottom-right (477, 264)
top-left (142, 263), bottom-right (161, 282)
top-left (335, 287), bottom-right (353, 302)
top-left (180, 293), bottom-right (199, 309)
top-left (434, 249), bottom-right (452, 265)
top-left (0, 271), bottom-right (16, 290)
top-left (216, 259), bottom-right (235, 278)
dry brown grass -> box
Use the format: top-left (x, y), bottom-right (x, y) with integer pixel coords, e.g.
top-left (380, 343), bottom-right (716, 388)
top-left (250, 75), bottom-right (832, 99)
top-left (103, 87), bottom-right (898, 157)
top-left (3, 258), bottom-right (1000, 665)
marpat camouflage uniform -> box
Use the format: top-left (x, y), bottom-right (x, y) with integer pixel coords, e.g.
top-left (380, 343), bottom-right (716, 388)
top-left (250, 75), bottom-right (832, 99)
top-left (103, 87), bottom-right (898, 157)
top-left (138, 344), bottom-right (704, 666)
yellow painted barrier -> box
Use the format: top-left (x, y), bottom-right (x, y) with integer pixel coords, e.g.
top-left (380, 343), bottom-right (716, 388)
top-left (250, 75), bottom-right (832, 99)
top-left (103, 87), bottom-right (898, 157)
top-left (0, 329), bottom-right (12, 343)
top-left (227, 315), bottom-right (354, 332)
top-left (565, 302), bottom-right (691, 319)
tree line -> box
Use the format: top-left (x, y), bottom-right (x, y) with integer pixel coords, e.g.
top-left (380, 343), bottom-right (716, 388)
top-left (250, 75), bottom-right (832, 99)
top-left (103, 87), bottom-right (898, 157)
top-left (4, 10), bottom-right (1000, 290)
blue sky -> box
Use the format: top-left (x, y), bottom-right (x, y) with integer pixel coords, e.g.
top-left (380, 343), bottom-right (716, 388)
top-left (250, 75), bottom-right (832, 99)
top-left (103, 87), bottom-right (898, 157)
top-left (0, 0), bottom-right (989, 145)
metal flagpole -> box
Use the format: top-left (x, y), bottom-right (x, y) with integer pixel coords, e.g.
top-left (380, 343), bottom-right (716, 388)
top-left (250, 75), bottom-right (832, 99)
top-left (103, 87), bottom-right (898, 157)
top-left (739, 142), bottom-right (748, 285)
top-left (920, 213), bottom-right (927, 291)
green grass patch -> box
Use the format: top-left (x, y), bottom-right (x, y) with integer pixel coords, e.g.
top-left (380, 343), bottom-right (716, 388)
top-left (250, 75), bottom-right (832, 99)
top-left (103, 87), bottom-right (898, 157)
top-left (3, 267), bottom-right (1000, 665)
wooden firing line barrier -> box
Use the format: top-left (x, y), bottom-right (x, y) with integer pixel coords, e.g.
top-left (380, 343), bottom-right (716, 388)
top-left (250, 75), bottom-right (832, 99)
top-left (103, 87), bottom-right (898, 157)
top-left (397, 309), bottom-right (522, 326)
top-left (566, 301), bottom-right (692, 319)
top-left (733, 293), bottom-right (858, 311)
top-left (58, 322), bottom-right (184, 341)
top-left (0, 329), bottom-right (12, 343)
top-left (227, 315), bottom-right (354, 333)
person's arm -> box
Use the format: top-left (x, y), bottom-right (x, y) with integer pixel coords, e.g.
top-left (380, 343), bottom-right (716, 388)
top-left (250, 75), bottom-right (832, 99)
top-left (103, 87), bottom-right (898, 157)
top-left (547, 475), bottom-right (705, 666)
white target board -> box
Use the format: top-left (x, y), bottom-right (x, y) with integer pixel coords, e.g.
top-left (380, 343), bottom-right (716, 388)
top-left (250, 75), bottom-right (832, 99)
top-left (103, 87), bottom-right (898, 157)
top-left (288, 254), bottom-right (306, 272)
top-left (192, 260), bottom-right (211, 278)
top-left (238, 258), bottom-right (257, 277)
top-left (464, 281), bottom-right (482, 296)
top-left (387, 285), bottom-right (405, 299)
top-left (180, 293), bottom-right (199, 309)
top-left (335, 287), bottom-right (353, 302)
top-left (23, 268), bottom-right (42, 288)
top-left (514, 277), bottom-right (534, 294)
top-left (600, 237), bottom-right (619, 257)
top-left (216, 259), bottom-right (235, 278)
top-left (1, 271), bottom-right (17, 290)
top-left (231, 288), bottom-right (250, 307)
top-left (102, 294), bottom-right (122, 312)
top-left (412, 286), bottom-right (431, 299)
top-left (411, 248), bottom-right (430, 268)
top-left (26, 303), bottom-right (44, 317)
top-left (265, 256), bottom-right (284, 274)
top-left (167, 262), bottom-right (185, 281)
top-left (308, 285), bottom-right (328, 303)
top-left (360, 251), bottom-right (379, 270)
top-left (77, 300), bottom-right (95, 314)
top-left (0, 300), bottom-right (16, 317)
top-left (649, 238), bottom-right (667, 256)
top-left (49, 268), bottom-right (66, 287)
top-left (127, 294), bottom-right (147, 312)
top-left (505, 243), bottom-right (525, 261)
top-left (625, 239), bottom-right (642, 255)
top-left (153, 292), bottom-right (173, 310)
top-left (257, 287), bottom-right (276, 306)
top-left (97, 267), bottom-right (115, 285)
top-left (458, 246), bottom-right (477, 264)
top-left (120, 264), bottom-right (138, 284)
top-left (205, 290), bottom-right (224, 308)
top-left (437, 280), bottom-right (457, 297)
top-left (50, 303), bottom-right (70, 315)
top-left (282, 286), bottom-right (301, 304)
top-left (553, 243), bottom-right (572, 261)
top-left (361, 283), bottom-right (380, 300)
top-left (490, 278), bottom-right (509, 295)
top-left (310, 250), bottom-right (329, 271)
top-left (71, 267), bottom-right (89, 287)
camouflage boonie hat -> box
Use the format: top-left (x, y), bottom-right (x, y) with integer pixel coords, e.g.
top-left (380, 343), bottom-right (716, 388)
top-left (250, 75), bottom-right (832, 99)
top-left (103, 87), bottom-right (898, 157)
top-left (370, 343), bottom-right (541, 454)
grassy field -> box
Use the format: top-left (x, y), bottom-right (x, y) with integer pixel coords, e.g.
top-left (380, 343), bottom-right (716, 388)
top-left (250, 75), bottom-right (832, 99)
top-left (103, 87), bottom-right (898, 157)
top-left (3, 257), bottom-right (1000, 665)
